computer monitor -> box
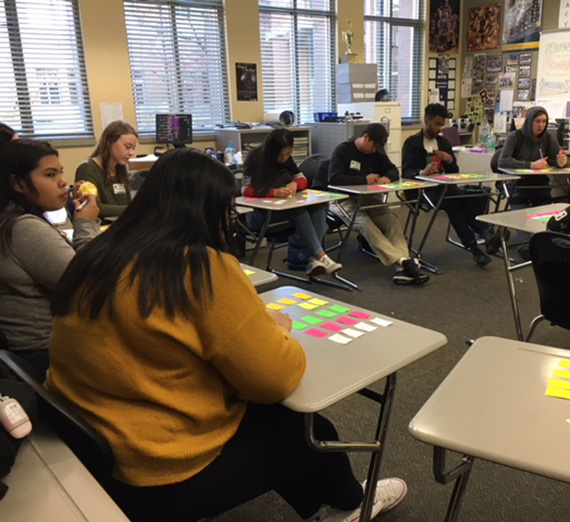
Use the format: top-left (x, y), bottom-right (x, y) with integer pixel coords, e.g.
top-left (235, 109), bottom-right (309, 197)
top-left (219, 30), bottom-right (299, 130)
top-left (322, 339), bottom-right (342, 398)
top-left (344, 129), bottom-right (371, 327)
top-left (155, 114), bottom-right (192, 148)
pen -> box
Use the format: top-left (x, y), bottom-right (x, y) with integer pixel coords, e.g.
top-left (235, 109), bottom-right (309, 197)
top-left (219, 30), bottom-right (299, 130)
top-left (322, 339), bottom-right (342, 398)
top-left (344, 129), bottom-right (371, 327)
top-left (76, 199), bottom-right (89, 212)
top-left (539, 147), bottom-right (543, 159)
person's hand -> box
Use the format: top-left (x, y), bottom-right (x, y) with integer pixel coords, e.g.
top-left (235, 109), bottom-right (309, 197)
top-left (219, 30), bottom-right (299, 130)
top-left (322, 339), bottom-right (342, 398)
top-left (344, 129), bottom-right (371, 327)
top-left (70, 180), bottom-right (85, 200)
top-left (366, 173), bottom-right (380, 184)
top-left (274, 187), bottom-right (292, 198)
top-left (557, 150), bottom-right (568, 168)
top-left (434, 150), bottom-right (453, 163)
top-left (377, 176), bottom-right (391, 184)
top-left (530, 158), bottom-right (549, 169)
top-left (267, 309), bottom-right (292, 332)
top-left (422, 162), bottom-right (440, 176)
top-left (286, 181), bottom-right (298, 195)
top-left (74, 194), bottom-right (99, 221)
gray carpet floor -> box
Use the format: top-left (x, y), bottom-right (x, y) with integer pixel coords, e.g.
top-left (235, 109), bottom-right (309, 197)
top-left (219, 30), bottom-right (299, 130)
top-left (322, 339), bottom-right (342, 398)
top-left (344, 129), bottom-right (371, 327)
top-left (214, 207), bottom-right (570, 522)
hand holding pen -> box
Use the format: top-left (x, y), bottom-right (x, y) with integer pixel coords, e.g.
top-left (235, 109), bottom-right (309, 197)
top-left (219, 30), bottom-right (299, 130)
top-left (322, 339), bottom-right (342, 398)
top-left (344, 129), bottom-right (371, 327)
top-left (530, 147), bottom-right (549, 170)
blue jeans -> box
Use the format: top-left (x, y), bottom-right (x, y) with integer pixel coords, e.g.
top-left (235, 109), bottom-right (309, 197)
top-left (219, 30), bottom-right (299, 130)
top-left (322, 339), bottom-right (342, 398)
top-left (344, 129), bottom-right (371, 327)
top-left (248, 205), bottom-right (327, 257)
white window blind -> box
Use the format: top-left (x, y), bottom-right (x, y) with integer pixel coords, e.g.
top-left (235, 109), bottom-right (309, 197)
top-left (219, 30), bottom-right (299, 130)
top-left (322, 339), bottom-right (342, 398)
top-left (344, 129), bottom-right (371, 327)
top-left (259, 0), bottom-right (335, 125)
top-left (364, 0), bottom-right (425, 122)
top-left (123, 0), bottom-right (229, 135)
top-left (0, 0), bottom-right (92, 139)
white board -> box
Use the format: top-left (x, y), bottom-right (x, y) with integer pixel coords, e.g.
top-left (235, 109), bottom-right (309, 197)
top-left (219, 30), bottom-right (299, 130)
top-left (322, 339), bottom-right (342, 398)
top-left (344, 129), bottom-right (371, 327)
top-left (536, 30), bottom-right (570, 118)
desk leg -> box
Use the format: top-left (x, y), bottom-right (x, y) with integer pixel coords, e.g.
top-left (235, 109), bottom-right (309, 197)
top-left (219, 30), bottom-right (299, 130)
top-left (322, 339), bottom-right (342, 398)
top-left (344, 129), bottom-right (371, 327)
top-left (335, 196), bottom-right (362, 264)
top-left (500, 233), bottom-right (525, 341)
top-left (248, 211), bottom-right (272, 265)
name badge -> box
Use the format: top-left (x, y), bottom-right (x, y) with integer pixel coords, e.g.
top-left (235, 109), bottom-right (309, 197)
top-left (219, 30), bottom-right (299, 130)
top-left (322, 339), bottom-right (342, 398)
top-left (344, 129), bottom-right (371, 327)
top-left (349, 160), bottom-right (361, 171)
top-left (113, 183), bottom-right (126, 195)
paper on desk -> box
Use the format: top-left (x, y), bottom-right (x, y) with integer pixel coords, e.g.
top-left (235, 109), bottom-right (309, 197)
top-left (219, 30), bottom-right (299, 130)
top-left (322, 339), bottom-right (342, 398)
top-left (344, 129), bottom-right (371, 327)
top-left (328, 333), bottom-right (352, 345)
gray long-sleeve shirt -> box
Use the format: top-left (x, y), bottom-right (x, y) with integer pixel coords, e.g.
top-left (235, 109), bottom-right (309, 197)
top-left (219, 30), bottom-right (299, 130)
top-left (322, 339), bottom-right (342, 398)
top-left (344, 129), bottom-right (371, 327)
top-left (0, 214), bottom-right (99, 352)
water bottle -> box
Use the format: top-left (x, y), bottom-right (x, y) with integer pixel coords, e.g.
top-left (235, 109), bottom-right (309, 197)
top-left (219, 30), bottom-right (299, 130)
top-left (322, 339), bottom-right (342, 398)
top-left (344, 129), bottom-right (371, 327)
top-left (224, 141), bottom-right (237, 167)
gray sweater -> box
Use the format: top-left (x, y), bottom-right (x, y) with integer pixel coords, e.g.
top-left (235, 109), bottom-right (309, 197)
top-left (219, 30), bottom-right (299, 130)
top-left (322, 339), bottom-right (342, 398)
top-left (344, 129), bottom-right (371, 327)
top-left (0, 213), bottom-right (99, 352)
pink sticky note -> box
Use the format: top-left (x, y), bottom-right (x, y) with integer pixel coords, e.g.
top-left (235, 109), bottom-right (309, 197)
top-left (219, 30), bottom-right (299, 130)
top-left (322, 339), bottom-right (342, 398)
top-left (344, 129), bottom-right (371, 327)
top-left (245, 197), bottom-right (258, 202)
top-left (336, 317), bottom-right (359, 326)
top-left (349, 311), bottom-right (372, 320)
top-left (306, 328), bottom-right (328, 338)
top-left (370, 185), bottom-right (388, 191)
top-left (321, 323), bottom-right (344, 332)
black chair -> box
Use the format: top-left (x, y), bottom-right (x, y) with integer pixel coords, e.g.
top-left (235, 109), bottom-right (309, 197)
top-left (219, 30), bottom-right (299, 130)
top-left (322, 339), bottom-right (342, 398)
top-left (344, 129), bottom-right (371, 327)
top-left (129, 169), bottom-right (149, 191)
top-left (298, 153), bottom-right (327, 187)
top-left (526, 231), bottom-right (570, 341)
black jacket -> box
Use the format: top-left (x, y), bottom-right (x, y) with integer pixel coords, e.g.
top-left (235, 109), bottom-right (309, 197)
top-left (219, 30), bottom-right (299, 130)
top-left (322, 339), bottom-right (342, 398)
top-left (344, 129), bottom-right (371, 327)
top-left (402, 129), bottom-right (459, 179)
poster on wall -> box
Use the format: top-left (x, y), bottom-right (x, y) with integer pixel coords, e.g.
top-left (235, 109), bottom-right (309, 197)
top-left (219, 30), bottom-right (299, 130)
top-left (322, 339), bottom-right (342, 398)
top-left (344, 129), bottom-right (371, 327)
top-left (429, 0), bottom-right (460, 53)
top-left (502, 0), bottom-right (542, 51)
top-left (467, 5), bottom-right (501, 51)
top-left (236, 63), bottom-right (258, 101)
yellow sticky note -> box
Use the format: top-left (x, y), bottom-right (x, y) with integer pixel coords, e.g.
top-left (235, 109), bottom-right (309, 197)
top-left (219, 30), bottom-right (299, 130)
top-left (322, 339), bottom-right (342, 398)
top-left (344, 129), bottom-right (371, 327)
top-left (553, 369), bottom-right (570, 380)
top-left (558, 359), bottom-right (570, 369)
top-left (293, 292), bottom-right (312, 300)
top-left (546, 387), bottom-right (570, 400)
top-left (308, 298), bottom-right (328, 306)
top-left (278, 298), bottom-right (298, 305)
top-left (243, 269), bottom-right (255, 276)
top-left (548, 379), bottom-right (570, 391)
top-left (298, 302), bottom-right (318, 310)
top-left (566, 419), bottom-right (570, 425)
top-left (266, 303), bottom-right (285, 311)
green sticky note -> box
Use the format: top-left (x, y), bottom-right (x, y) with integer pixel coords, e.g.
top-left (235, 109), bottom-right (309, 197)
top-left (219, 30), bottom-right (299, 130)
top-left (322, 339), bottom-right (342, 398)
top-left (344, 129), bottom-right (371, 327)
top-left (292, 321), bottom-right (308, 330)
top-left (330, 304), bottom-right (350, 313)
top-left (302, 315), bottom-right (322, 325)
top-left (317, 310), bottom-right (338, 318)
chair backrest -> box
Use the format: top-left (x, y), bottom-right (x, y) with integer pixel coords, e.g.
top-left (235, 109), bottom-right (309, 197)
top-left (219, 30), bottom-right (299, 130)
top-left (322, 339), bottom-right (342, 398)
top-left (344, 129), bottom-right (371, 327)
top-left (129, 169), bottom-right (149, 191)
top-left (490, 147), bottom-right (503, 174)
top-left (0, 350), bottom-right (114, 483)
top-left (442, 126), bottom-right (461, 147)
top-left (299, 154), bottom-right (327, 187)
top-left (312, 158), bottom-right (330, 190)
top-left (529, 231), bottom-right (570, 330)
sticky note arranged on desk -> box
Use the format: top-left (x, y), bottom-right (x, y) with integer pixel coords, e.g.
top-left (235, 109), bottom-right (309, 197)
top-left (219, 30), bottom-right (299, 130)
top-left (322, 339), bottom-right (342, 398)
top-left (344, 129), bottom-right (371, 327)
top-left (292, 321), bottom-right (308, 330)
top-left (302, 315), bottom-right (323, 325)
top-left (308, 298), bottom-right (328, 306)
top-left (330, 305), bottom-right (350, 313)
top-left (321, 323), bottom-right (344, 332)
top-left (306, 328), bottom-right (328, 338)
top-left (370, 317), bottom-right (393, 327)
top-left (317, 310), bottom-right (338, 318)
top-left (244, 197), bottom-right (258, 202)
top-left (337, 317), bottom-right (359, 326)
top-left (353, 322), bottom-right (378, 332)
top-left (328, 333), bottom-right (353, 345)
top-left (558, 359), bottom-right (570, 369)
top-left (547, 378), bottom-right (570, 391)
top-left (293, 292), bottom-right (312, 299)
top-left (243, 269), bottom-right (255, 276)
top-left (545, 387), bottom-right (570, 400)
top-left (349, 311), bottom-right (372, 320)
top-left (553, 369), bottom-right (570, 380)
top-left (299, 302), bottom-right (319, 310)
top-left (342, 328), bottom-right (364, 338)
top-left (278, 298), bottom-right (298, 305)
top-left (266, 303), bottom-right (285, 311)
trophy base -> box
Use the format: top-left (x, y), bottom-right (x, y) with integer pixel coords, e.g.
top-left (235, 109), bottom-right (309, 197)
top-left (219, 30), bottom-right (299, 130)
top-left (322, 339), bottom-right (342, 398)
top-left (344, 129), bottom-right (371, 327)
top-left (340, 53), bottom-right (358, 64)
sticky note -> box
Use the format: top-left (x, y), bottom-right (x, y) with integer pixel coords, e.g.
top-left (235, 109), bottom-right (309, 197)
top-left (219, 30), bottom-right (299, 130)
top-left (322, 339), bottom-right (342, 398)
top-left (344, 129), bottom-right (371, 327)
top-left (546, 387), bottom-right (570, 400)
top-left (353, 322), bottom-right (377, 332)
top-left (328, 333), bottom-right (352, 345)
top-left (342, 328), bottom-right (364, 338)
top-left (337, 317), bottom-right (359, 326)
top-left (278, 298), bottom-right (298, 305)
top-left (299, 302), bottom-right (319, 310)
top-left (321, 323), bottom-right (344, 332)
top-left (548, 378), bottom-right (570, 391)
top-left (558, 359), bottom-right (570, 369)
top-left (349, 311), bottom-right (372, 320)
top-left (302, 315), bottom-right (323, 325)
top-left (266, 303), bottom-right (284, 311)
top-left (370, 317), bottom-right (392, 327)
top-left (553, 369), bottom-right (570, 380)
top-left (308, 298), bottom-right (328, 306)
top-left (306, 328), bottom-right (328, 338)
top-left (330, 305), bottom-right (350, 313)
top-left (293, 292), bottom-right (312, 300)
top-left (273, 200), bottom-right (287, 205)
top-left (317, 310), bottom-right (338, 318)
top-left (566, 419), bottom-right (570, 425)
top-left (243, 269), bottom-right (255, 276)
top-left (292, 321), bottom-right (308, 330)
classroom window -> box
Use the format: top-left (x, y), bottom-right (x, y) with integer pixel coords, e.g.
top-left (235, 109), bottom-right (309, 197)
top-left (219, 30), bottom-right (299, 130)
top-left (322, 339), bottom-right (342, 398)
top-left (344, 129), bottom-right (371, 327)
top-left (364, 0), bottom-right (425, 122)
top-left (123, 0), bottom-right (230, 135)
top-left (259, 0), bottom-right (335, 125)
top-left (0, 0), bottom-right (93, 139)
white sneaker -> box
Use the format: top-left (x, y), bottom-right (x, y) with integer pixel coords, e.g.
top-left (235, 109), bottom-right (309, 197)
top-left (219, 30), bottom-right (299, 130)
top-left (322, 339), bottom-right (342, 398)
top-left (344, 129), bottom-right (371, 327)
top-left (306, 256), bottom-right (326, 276)
top-left (308, 478), bottom-right (407, 522)
top-left (320, 254), bottom-right (343, 274)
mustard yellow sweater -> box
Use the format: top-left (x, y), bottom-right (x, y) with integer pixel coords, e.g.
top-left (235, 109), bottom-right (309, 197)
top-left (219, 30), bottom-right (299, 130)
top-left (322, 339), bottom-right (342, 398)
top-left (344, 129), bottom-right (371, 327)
top-left (45, 251), bottom-right (306, 487)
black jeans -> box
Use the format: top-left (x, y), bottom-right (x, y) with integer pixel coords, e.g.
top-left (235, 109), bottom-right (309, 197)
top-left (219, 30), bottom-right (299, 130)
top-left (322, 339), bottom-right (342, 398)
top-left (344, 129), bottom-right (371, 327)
top-left (110, 404), bottom-right (363, 522)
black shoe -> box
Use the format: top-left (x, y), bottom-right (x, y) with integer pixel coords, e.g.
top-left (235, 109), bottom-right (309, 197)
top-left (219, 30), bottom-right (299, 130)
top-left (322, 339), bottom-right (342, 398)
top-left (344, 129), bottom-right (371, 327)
top-left (483, 228), bottom-right (502, 255)
top-left (467, 243), bottom-right (491, 268)
top-left (393, 269), bottom-right (430, 285)
top-left (518, 245), bottom-right (531, 261)
top-left (402, 258), bottom-right (420, 278)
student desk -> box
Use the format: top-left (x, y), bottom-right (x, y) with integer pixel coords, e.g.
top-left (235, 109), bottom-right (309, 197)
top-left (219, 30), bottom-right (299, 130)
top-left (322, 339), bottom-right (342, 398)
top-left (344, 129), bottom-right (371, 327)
top-left (498, 167), bottom-right (570, 200)
top-left (241, 263), bottom-right (277, 287)
top-left (414, 173), bottom-right (520, 274)
top-left (128, 154), bottom-right (159, 171)
top-left (2, 423), bottom-right (127, 521)
top-left (261, 286), bottom-right (447, 522)
top-left (409, 336), bottom-right (570, 522)
top-left (235, 190), bottom-right (352, 290)
top-left (476, 203), bottom-right (568, 340)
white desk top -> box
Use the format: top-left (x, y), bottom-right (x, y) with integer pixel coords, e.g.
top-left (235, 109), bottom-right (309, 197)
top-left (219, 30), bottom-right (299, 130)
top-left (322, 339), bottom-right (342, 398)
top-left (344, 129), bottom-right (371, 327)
top-left (409, 336), bottom-right (570, 483)
top-left (328, 180), bottom-right (437, 195)
top-left (128, 154), bottom-right (159, 170)
top-left (416, 172), bottom-right (519, 185)
top-left (2, 424), bottom-right (128, 521)
top-left (235, 189), bottom-right (347, 211)
top-left (499, 167), bottom-right (570, 176)
top-left (260, 286), bottom-right (447, 413)
top-left (241, 263), bottom-right (278, 287)
top-left (476, 203), bottom-right (568, 233)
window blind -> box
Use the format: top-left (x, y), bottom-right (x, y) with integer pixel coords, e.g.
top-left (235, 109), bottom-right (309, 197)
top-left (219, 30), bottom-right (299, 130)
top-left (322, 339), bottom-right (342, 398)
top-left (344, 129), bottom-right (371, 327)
top-left (259, 0), bottom-right (335, 125)
top-left (123, 0), bottom-right (230, 135)
top-left (0, 0), bottom-right (92, 139)
top-left (364, 0), bottom-right (425, 122)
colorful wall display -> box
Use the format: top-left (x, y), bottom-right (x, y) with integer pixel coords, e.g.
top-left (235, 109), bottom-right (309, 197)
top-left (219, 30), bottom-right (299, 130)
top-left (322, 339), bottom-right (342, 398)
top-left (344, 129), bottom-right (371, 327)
top-left (429, 0), bottom-right (461, 53)
top-left (467, 4), bottom-right (501, 52)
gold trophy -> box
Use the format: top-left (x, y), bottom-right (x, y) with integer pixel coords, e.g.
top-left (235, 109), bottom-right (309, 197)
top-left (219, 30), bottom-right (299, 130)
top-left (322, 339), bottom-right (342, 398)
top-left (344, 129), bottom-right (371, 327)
top-left (341, 20), bottom-right (358, 63)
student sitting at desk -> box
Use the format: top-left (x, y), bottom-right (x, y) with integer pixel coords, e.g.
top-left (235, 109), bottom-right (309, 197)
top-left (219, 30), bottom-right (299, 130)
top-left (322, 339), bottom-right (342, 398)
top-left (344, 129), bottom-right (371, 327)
top-left (329, 123), bottom-right (429, 285)
top-left (0, 139), bottom-right (99, 377)
top-left (46, 148), bottom-right (407, 522)
top-left (242, 128), bottom-right (342, 276)
top-left (75, 120), bottom-right (138, 219)
top-left (498, 106), bottom-right (568, 208)
top-left (402, 103), bottom-right (500, 268)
